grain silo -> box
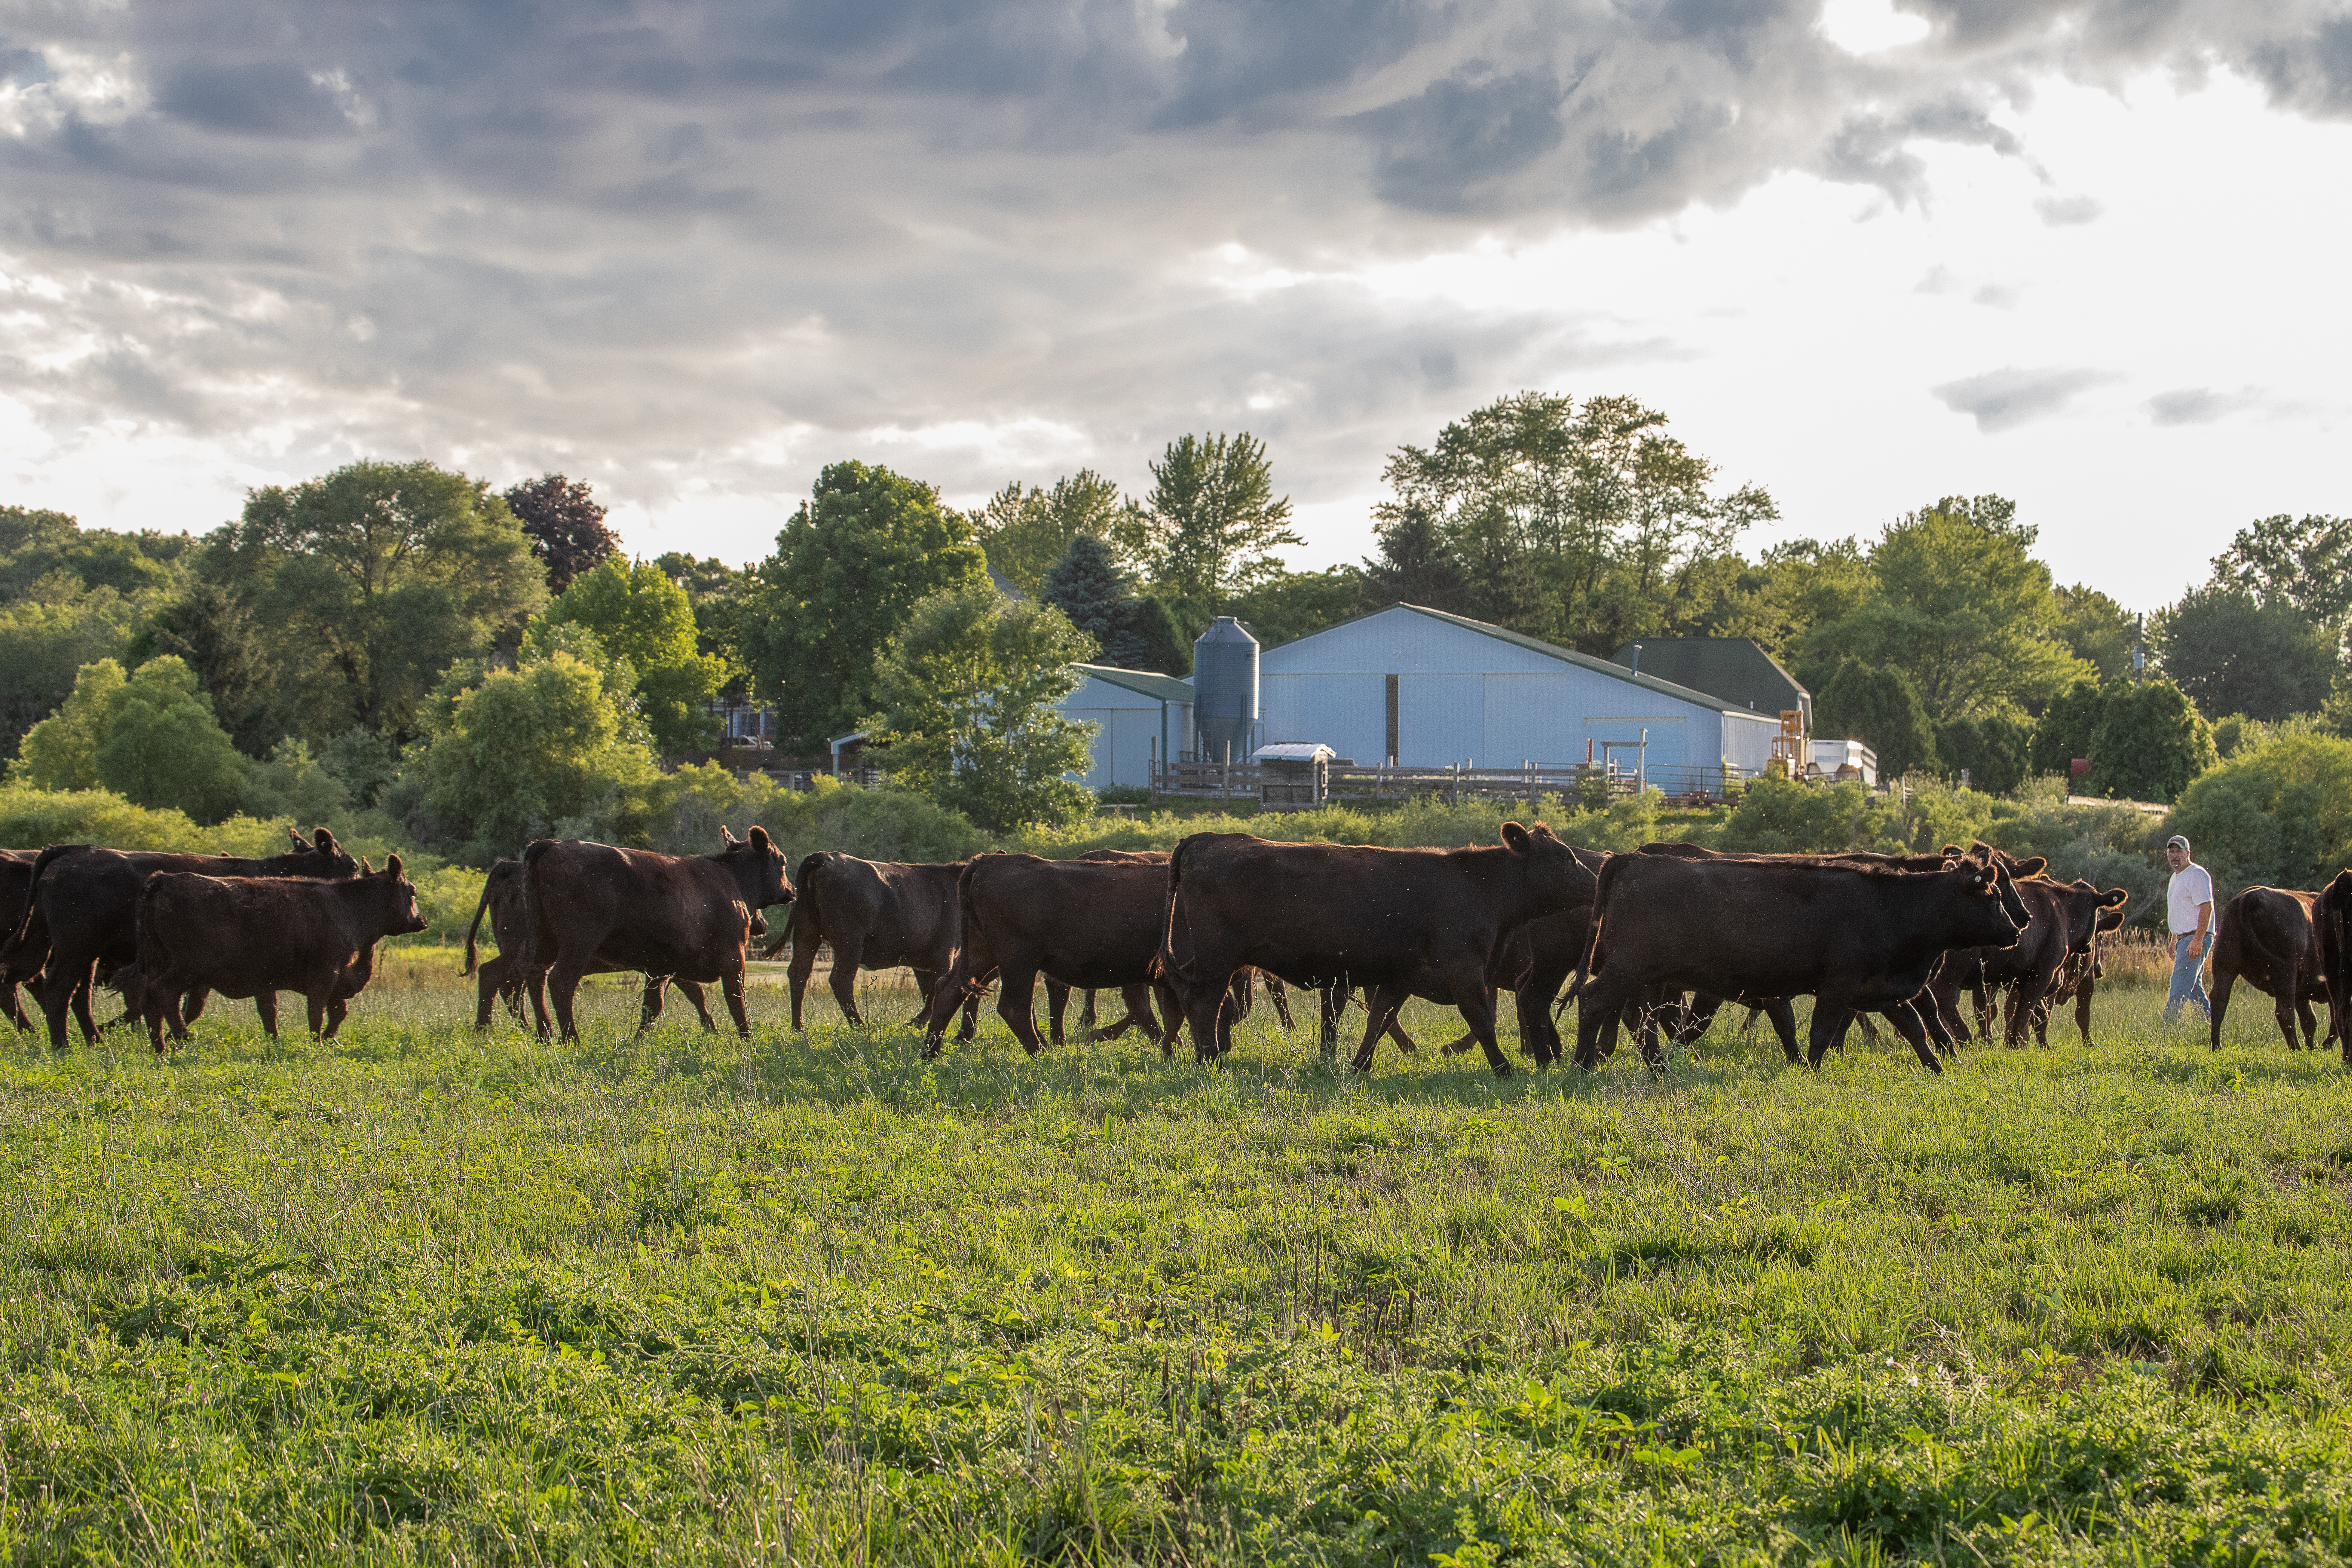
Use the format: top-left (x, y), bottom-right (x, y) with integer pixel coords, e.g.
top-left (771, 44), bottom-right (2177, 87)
top-left (1192, 616), bottom-right (1260, 766)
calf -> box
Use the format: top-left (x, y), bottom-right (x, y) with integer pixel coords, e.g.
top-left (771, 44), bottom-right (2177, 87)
top-left (461, 858), bottom-right (723, 1033)
top-left (137, 856), bottom-right (429, 1052)
top-left (2210, 886), bottom-right (2336, 1053)
top-left (767, 853), bottom-right (983, 1038)
top-left (1927, 877), bottom-right (2130, 1049)
top-left (12, 829), bottom-right (361, 1050)
top-left (1573, 853), bottom-right (2029, 1072)
top-left (518, 830), bottom-right (793, 1041)
top-left (1158, 823), bottom-right (1597, 1077)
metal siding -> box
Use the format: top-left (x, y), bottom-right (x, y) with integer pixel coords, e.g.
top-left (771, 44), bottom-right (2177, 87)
top-left (1721, 710), bottom-right (1776, 772)
top-left (1064, 707), bottom-right (1116, 787)
top-left (1260, 606), bottom-right (1563, 675)
top-left (1582, 716), bottom-right (1687, 772)
top-left (1398, 675), bottom-right (1486, 766)
top-left (1263, 672), bottom-right (1385, 762)
top-left (1481, 673), bottom-right (1579, 766)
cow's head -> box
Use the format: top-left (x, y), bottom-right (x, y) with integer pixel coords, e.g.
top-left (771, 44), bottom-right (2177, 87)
top-left (722, 825), bottom-right (795, 907)
top-left (1941, 860), bottom-right (2029, 949)
top-left (1502, 821), bottom-right (1597, 911)
top-left (300, 826), bottom-right (363, 879)
top-left (381, 853), bottom-right (428, 936)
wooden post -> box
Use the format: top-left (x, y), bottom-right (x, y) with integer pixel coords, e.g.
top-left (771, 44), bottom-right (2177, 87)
top-left (1525, 758), bottom-right (1535, 817)
top-left (1149, 736), bottom-right (1158, 809)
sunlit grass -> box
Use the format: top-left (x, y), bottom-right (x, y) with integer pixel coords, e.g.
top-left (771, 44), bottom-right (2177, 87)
top-left (2, 960), bottom-right (2348, 1564)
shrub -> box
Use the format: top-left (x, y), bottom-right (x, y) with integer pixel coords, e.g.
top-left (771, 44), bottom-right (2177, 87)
top-left (2088, 679), bottom-right (2216, 804)
top-left (2165, 733), bottom-right (2352, 899)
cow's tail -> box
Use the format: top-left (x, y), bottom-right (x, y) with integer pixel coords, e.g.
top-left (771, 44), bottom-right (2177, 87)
top-left (951, 858), bottom-right (991, 1000)
top-left (460, 865), bottom-right (501, 976)
top-left (518, 839), bottom-right (557, 971)
top-left (1568, 852), bottom-right (1631, 1003)
top-left (1156, 835), bottom-right (1205, 985)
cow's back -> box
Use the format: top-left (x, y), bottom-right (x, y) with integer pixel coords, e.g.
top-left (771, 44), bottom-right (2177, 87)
top-left (525, 840), bottom-right (748, 978)
top-left (141, 874), bottom-right (358, 993)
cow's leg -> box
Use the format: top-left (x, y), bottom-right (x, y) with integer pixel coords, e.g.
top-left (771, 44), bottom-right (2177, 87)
top-left (1805, 995), bottom-right (1859, 1069)
top-left (1079, 989), bottom-right (1099, 1034)
top-left (2293, 992), bottom-right (2319, 1052)
top-left (1153, 977), bottom-right (1184, 1058)
top-left (1263, 976), bottom-right (1295, 1032)
top-left (2208, 964), bottom-right (2236, 1050)
top-left (1759, 998), bottom-right (1802, 1063)
top-left (305, 986), bottom-right (329, 1038)
top-left (2073, 972), bottom-right (2096, 1046)
top-left (634, 976), bottom-right (668, 1037)
top-left (475, 955), bottom-right (507, 1029)
top-left (1452, 980), bottom-right (1513, 1078)
top-left (826, 936), bottom-right (867, 1027)
top-left (995, 962), bottom-right (1050, 1055)
top-left (145, 987), bottom-right (172, 1055)
top-left (1515, 985), bottom-right (1560, 1066)
top-left (253, 991), bottom-right (281, 1040)
top-left (2004, 969), bottom-right (2055, 1051)
top-left (1046, 977), bottom-right (1071, 1047)
top-left (1878, 1001), bottom-right (1945, 1073)
top-left (524, 967), bottom-right (554, 1040)
top-left (1348, 984), bottom-right (1410, 1074)
top-left (787, 935), bottom-right (819, 1031)
top-left (2274, 968), bottom-right (2301, 1050)
top-left (38, 959), bottom-right (92, 1051)
top-left (721, 968), bottom-right (750, 1039)
top-left (1179, 974), bottom-right (1231, 1063)
top-left (0, 980), bottom-right (27, 1034)
top-left (548, 960), bottom-right (590, 1043)
top-left (69, 969), bottom-right (104, 1047)
top-left (1573, 977), bottom-right (1631, 1071)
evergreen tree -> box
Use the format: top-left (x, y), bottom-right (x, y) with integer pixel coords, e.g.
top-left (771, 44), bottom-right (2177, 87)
top-left (1039, 535), bottom-right (1139, 666)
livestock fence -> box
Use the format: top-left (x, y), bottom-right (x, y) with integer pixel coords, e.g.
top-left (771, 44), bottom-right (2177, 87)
top-left (1149, 757), bottom-right (1761, 813)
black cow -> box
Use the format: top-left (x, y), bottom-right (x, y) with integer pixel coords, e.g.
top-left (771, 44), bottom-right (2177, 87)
top-left (12, 829), bottom-right (361, 1050)
top-left (1573, 853), bottom-right (2030, 1072)
top-left (1158, 824), bottom-right (1598, 1078)
top-left (1927, 877), bottom-right (2130, 1049)
top-left (461, 857), bottom-right (726, 1033)
top-left (2318, 870), bottom-right (2352, 1065)
top-left (518, 830), bottom-right (794, 1041)
top-left (767, 853), bottom-right (987, 1039)
top-left (2210, 886), bottom-right (2338, 1053)
top-left (1, 849), bottom-right (38, 1032)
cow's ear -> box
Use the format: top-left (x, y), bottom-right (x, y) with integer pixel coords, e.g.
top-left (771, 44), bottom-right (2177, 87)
top-left (2102, 886), bottom-right (2130, 907)
top-left (749, 825), bottom-right (772, 852)
top-left (1501, 821), bottom-right (1532, 857)
top-left (386, 853), bottom-right (403, 877)
top-left (1939, 843), bottom-right (1963, 858)
top-left (288, 825), bottom-right (306, 849)
top-left (359, 855), bottom-right (374, 873)
top-left (2015, 856), bottom-right (2047, 879)
top-left (313, 827), bottom-right (336, 854)
top-left (720, 825), bottom-right (737, 844)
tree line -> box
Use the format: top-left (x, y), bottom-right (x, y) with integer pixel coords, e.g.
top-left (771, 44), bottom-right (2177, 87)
top-left (3, 391), bottom-right (2348, 858)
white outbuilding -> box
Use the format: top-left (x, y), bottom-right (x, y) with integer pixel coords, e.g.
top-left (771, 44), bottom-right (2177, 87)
top-left (1061, 664), bottom-right (1194, 790)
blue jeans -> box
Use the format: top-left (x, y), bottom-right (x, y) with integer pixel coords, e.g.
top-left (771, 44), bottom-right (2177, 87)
top-left (2165, 933), bottom-right (2210, 1023)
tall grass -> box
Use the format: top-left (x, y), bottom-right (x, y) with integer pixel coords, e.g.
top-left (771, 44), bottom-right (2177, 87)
top-left (2, 960), bottom-right (2347, 1564)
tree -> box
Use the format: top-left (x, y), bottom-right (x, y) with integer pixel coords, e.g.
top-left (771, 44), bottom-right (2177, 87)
top-left (0, 588), bottom-right (144, 762)
top-left (205, 460), bottom-right (547, 744)
top-left (2151, 582), bottom-right (2338, 721)
top-left (1708, 539), bottom-right (1877, 669)
top-left (972, 472), bottom-right (1153, 597)
top-left (505, 473), bottom-right (622, 594)
top-left (2049, 584), bottom-right (2139, 684)
top-left (541, 558), bottom-right (730, 753)
top-left (417, 651), bottom-right (659, 859)
top-left (125, 579), bottom-right (288, 753)
top-left (652, 552), bottom-right (753, 679)
top-left (1937, 713), bottom-right (2030, 794)
top-left (738, 462), bottom-right (991, 750)
top-left (10, 658), bottom-right (126, 790)
top-left (2028, 680), bottom-right (2107, 778)
top-left (2087, 678), bottom-right (2214, 804)
top-left (2166, 733), bottom-right (2352, 897)
top-left (1145, 433), bottom-right (1304, 610)
top-left (1039, 535), bottom-right (1133, 665)
top-left (1361, 505), bottom-right (1473, 614)
top-left (862, 582), bottom-right (1098, 833)
top-left (1799, 497), bottom-right (2088, 724)
top-left (1227, 567), bottom-right (1368, 649)
top-left (1814, 662), bottom-right (1937, 779)
top-left (1371, 392), bottom-right (1774, 652)
top-left (2208, 513), bottom-right (2352, 625)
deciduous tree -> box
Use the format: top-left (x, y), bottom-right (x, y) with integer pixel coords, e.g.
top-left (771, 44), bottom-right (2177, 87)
top-left (506, 473), bottom-right (622, 594)
top-left (2151, 582), bottom-right (2338, 721)
top-left (1813, 662), bottom-right (1937, 780)
top-left (1145, 433), bottom-right (1304, 611)
top-left (2088, 678), bottom-right (2214, 804)
top-left (541, 558), bottom-right (730, 753)
top-left (973, 472), bottom-right (1152, 598)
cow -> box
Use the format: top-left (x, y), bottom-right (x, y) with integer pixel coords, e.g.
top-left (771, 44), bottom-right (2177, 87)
top-left (2210, 886), bottom-right (2338, 1053)
top-left (2034, 901), bottom-right (2128, 1046)
top-left (764, 853), bottom-right (988, 1040)
top-left (1571, 853), bottom-right (2030, 1073)
top-left (136, 856), bottom-right (429, 1052)
top-left (516, 830), bottom-right (793, 1041)
top-left (1157, 824), bottom-right (1599, 1078)
top-left (1926, 877), bottom-right (2131, 1049)
top-left (1, 849), bottom-right (38, 1032)
top-left (11, 829), bottom-right (362, 1050)
top-left (460, 857), bottom-right (727, 1034)
top-left (2318, 870), bottom-right (2352, 1065)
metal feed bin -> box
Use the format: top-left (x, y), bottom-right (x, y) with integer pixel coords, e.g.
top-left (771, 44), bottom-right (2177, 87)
top-left (1193, 616), bottom-right (1259, 766)
top-left (1254, 741), bottom-right (1335, 810)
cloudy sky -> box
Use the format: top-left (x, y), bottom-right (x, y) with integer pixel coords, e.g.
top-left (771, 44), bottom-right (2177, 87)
top-left (3, 0), bottom-right (2347, 609)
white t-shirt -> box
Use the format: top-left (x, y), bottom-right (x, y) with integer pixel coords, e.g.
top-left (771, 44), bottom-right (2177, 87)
top-left (2168, 863), bottom-right (2214, 935)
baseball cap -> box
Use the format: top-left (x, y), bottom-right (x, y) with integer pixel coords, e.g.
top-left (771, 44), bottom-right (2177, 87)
top-left (2166, 835), bottom-right (2190, 851)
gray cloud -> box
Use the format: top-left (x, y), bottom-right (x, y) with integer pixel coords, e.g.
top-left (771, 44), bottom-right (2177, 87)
top-left (2147, 387), bottom-right (2260, 425)
top-left (2035, 193), bottom-right (2102, 225)
top-left (0, 0), bottom-right (2344, 553)
top-left (1932, 366), bottom-right (2107, 431)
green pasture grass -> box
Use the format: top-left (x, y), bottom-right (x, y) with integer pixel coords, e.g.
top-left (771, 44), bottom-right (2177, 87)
top-left (3, 963), bottom-right (2350, 1565)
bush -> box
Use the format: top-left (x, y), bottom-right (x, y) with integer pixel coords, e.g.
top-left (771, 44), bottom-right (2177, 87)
top-left (1717, 776), bottom-right (1877, 853)
top-left (408, 864), bottom-right (491, 946)
top-left (1937, 713), bottom-right (2030, 794)
top-left (644, 767), bottom-right (988, 865)
top-left (2088, 680), bottom-right (2216, 804)
top-left (2165, 733), bottom-right (2352, 899)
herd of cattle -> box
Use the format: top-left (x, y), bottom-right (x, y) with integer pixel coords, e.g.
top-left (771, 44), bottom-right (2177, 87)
top-left (2, 825), bottom-right (2347, 1072)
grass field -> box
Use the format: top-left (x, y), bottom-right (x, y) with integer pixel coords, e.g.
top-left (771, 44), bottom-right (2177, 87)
top-left (3, 951), bottom-right (2350, 1565)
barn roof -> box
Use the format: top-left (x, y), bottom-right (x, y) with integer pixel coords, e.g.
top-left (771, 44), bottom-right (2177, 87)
top-left (1071, 663), bottom-right (1194, 703)
top-left (1266, 603), bottom-right (1747, 716)
top-left (1608, 637), bottom-right (1809, 716)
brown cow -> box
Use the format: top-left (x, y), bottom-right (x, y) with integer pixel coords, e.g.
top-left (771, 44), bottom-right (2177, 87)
top-left (136, 856), bottom-right (428, 1052)
top-left (1927, 877), bottom-right (2130, 1049)
top-left (2210, 886), bottom-right (2338, 1052)
top-left (518, 830), bottom-right (793, 1041)
top-left (12, 829), bottom-right (361, 1049)
top-left (460, 857), bottom-right (726, 1033)
top-left (766, 852), bottom-right (988, 1038)
top-left (1573, 852), bottom-right (2030, 1072)
top-left (1158, 824), bottom-right (1598, 1077)
top-left (2318, 870), bottom-right (2351, 1064)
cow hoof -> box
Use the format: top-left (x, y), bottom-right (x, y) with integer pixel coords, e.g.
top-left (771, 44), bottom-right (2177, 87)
top-left (1490, 1061), bottom-right (1513, 1080)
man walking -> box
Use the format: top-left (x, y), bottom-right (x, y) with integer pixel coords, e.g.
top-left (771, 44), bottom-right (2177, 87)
top-left (2164, 833), bottom-right (2214, 1024)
